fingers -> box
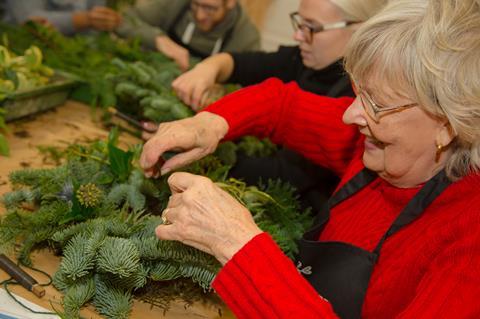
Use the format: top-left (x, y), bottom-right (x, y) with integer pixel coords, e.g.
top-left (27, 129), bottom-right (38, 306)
top-left (140, 134), bottom-right (174, 171)
top-left (172, 74), bottom-right (209, 110)
top-left (176, 53), bottom-right (190, 72)
top-left (160, 147), bottom-right (206, 175)
top-left (166, 193), bottom-right (183, 208)
top-left (172, 75), bottom-right (192, 105)
top-left (140, 121), bottom-right (158, 140)
top-left (167, 172), bottom-right (199, 193)
top-left (191, 85), bottom-right (209, 111)
top-left (89, 6), bottom-right (121, 30)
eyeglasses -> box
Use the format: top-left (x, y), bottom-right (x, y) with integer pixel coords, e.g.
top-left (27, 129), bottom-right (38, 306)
top-left (351, 80), bottom-right (417, 122)
top-left (290, 12), bottom-right (359, 43)
top-left (191, 1), bottom-right (224, 16)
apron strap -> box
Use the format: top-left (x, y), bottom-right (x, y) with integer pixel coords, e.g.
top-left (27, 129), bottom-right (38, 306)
top-left (328, 168), bottom-right (377, 208)
top-left (373, 170), bottom-right (452, 255)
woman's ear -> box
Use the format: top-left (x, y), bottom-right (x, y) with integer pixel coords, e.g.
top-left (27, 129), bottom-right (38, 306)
top-left (437, 121), bottom-right (457, 148)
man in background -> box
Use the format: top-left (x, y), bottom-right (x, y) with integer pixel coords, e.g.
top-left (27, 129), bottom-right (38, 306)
top-left (116, 0), bottom-right (260, 71)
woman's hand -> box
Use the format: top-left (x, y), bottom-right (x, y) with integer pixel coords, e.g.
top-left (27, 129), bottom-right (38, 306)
top-left (157, 172), bottom-right (263, 265)
top-left (140, 112), bottom-right (229, 177)
top-left (172, 64), bottom-right (218, 111)
top-left (172, 53), bottom-right (235, 111)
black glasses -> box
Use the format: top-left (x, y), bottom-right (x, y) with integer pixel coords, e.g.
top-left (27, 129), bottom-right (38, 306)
top-left (290, 12), bottom-right (359, 43)
top-left (191, 0), bottom-right (224, 16)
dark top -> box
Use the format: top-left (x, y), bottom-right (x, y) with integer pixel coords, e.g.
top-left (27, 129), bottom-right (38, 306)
top-left (229, 45), bottom-right (354, 97)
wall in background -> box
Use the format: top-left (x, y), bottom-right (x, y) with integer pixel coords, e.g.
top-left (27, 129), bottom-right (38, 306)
top-left (241, 0), bottom-right (299, 51)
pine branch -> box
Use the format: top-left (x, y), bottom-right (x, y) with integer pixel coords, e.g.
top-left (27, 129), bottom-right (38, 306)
top-left (96, 237), bottom-right (140, 278)
top-left (59, 233), bottom-right (99, 281)
top-left (93, 275), bottom-right (132, 319)
top-left (63, 276), bottom-right (95, 318)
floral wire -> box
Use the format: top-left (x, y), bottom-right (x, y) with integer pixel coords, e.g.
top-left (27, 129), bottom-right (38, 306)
top-left (0, 263), bottom-right (55, 315)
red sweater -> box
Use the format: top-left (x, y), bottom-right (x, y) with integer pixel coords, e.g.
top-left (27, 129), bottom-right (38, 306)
top-left (206, 78), bottom-right (480, 318)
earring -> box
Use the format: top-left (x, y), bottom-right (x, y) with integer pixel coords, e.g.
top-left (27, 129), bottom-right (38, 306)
top-left (435, 143), bottom-right (443, 163)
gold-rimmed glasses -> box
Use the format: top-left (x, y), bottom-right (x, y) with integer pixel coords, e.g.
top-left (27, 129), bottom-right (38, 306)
top-left (351, 80), bottom-right (418, 122)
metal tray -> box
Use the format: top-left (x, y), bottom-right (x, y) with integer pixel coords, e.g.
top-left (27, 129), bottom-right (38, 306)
top-left (1, 71), bottom-right (78, 122)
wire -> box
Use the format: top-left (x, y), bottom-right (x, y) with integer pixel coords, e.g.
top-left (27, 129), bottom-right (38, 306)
top-left (0, 264), bottom-right (56, 315)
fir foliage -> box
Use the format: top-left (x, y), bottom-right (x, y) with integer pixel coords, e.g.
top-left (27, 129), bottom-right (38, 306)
top-left (97, 237), bottom-right (140, 278)
top-left (59, 233), bottom-right (99, 281)
top-left (62, 276), bottom-right (95, 319)
top-left (94, 275), bottom-right (133, 319)
top-left (0, 134), bottom-right (312, 317)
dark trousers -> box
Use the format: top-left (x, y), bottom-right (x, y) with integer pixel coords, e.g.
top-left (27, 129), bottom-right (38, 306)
top-left (230, 149), bottom-right (339, 214)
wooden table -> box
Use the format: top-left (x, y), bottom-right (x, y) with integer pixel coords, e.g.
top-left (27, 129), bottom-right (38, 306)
top-left (0, 101), bottom-right (234, 319)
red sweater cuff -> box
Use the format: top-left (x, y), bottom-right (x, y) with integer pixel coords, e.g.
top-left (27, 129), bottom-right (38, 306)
top-left (212, 232), bottom-right (337, 319)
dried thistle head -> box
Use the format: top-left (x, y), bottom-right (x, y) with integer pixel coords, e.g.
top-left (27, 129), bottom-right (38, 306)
top-left (76, 183), bottom-right (103, 208)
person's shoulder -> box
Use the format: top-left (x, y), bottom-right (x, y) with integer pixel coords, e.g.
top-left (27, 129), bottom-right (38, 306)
top-left (233, 4), bottom-right (259, 33)
top-left (440, 172), bottom-right (480, 215)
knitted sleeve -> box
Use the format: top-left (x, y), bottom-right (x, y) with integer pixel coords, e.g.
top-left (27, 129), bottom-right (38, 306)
top-left (204, 77), bottom-right (359, 176)
top-left (212, 232), bottom-right (339, 319)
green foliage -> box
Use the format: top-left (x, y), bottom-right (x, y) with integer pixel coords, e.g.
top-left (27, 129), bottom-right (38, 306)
top-left (106, 170), bottom-right (146, 212)
top-left (0, 44), bottom-right (53, 98)
top-left (2, 188), bottom-right (37, 209)
top-left (63, 276), bottom-right (96, 319)
top-left (59, 233), bottom-right (98, 281)
top-left (111, 59), bottom-right (194, 124)
top-left (94, 275), bottom-right (133, 319)
top-left (0, 22), bottom-right (173, 109)
top-left (0, 134), bottom-right (312, 316)
top-left (108, 143), bottom-right (134, 182)
top-left (237, 136), bottom-right (278, 158)
top-left (97, 237), bottom-right (141, 278)
top-left (0, 133), bottom-right (8, 156)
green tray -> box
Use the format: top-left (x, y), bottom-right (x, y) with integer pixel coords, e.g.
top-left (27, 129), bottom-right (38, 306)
top-left (1, 71), bottom-right (78, 122)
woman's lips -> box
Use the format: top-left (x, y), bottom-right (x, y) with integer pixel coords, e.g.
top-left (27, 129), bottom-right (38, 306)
top-left (300, 49), bottom-right (311, 57)
top-left (364, 136), bottom-right (385, 150)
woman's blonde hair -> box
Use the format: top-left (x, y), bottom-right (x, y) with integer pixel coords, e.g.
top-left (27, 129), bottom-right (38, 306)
top-left (331, 0), bottom-right (389, 22)
top-left (345, 0), bottom-right (480, 180)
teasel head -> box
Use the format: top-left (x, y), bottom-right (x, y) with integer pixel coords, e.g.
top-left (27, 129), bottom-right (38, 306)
top-left (76, 183), bottom-right (103, 208)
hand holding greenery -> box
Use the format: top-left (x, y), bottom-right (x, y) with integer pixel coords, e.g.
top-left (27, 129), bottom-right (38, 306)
top-left (0, 129), bottom-right (311, 318)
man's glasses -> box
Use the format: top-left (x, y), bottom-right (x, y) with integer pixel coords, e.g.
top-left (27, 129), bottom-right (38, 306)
top-left (290, 12), bottom-right (358, 43)
top-left (351, 80), bottom-right (417, 122)
top-left (191, 1), bottom-right (223, 16)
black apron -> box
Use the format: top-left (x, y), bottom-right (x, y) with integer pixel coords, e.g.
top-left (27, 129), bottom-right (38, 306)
top-left (295, 168), bottom-right (451, 319)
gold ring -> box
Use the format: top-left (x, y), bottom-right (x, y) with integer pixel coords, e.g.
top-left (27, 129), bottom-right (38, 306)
top-left (161, 208), bottom-right (171, 225)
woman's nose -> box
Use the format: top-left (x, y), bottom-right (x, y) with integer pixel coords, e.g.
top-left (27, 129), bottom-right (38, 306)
top-left (343, 97), bottom-right (368, 127)
top-left (293, 28), bottom-right (306, 42)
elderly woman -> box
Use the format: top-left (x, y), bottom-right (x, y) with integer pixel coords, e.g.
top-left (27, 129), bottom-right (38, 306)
top-left (159, 0), bottom-right (389, 216)
top-left (141, 0), bottom-right (480, 318)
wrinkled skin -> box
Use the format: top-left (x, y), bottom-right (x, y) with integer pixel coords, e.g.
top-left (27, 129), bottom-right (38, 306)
top-left (157, 172), bottom-right (262, 265)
